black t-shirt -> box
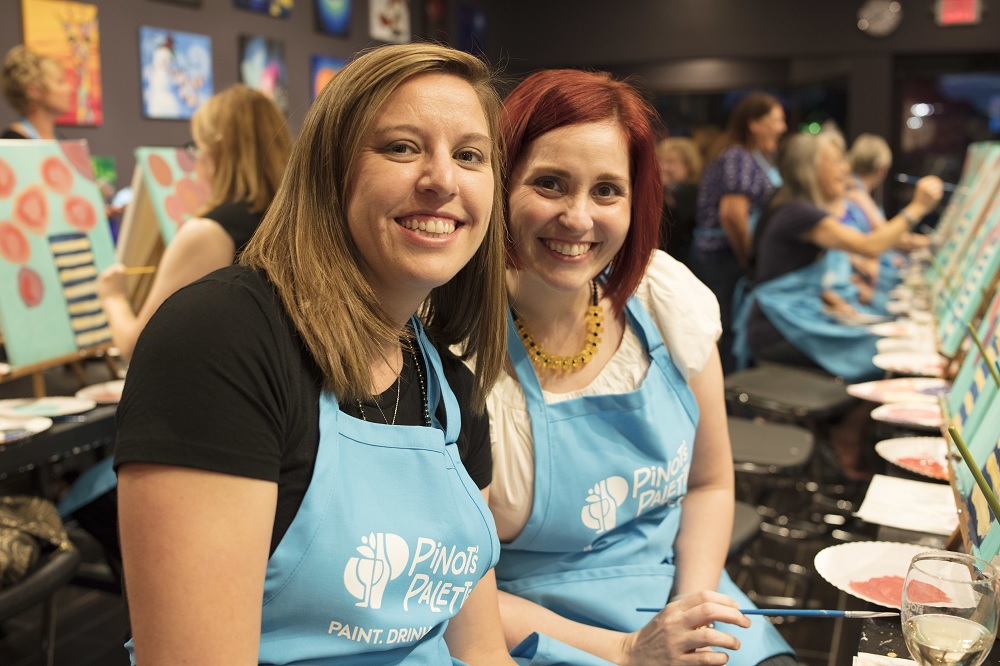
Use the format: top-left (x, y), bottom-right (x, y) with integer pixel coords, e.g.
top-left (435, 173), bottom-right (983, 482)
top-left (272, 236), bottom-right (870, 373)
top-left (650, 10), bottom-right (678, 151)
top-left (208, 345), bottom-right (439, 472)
top-left (747, 198), bottom-right (829, 352)
top-left (114, 266), bottom-right (492, 556)
top-left (202, 200), bottom-right (264, 259)
top-left (1, 128), bottom-right (28, 139)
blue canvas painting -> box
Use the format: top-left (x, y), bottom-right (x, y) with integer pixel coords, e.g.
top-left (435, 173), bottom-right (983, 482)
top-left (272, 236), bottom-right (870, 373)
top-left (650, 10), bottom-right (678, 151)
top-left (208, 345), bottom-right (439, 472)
top-left (316, 0), bottom-right (350, 36)
top-left (311, 54), bottom-right (346, 100)
top-left (139, 26), bottom-right (213, 120)
top-left (239, 35), bottom-right (288, 113)
top-left (235, 0), bottom-right (292, 18)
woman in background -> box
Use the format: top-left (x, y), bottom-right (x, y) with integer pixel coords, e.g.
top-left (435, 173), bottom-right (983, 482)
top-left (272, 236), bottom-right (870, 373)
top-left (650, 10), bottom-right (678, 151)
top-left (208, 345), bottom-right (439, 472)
top-left (487, 69), bottom-right (793, 666)
top-left (657, 137), bottom-right (702, 265)
top-left (98, 84), bottom-right (290, 359)
top-left (1, 45), bottom-right (71, 139)
top-left (694, 92), bottom-right (786, 374)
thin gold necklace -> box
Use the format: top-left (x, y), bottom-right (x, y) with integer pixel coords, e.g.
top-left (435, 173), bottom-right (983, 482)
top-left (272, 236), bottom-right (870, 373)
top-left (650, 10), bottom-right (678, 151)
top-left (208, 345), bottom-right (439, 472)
top-left (357, 347), bottom-right (402, 425)
top-left (513, 280), bottom-right (604, 372)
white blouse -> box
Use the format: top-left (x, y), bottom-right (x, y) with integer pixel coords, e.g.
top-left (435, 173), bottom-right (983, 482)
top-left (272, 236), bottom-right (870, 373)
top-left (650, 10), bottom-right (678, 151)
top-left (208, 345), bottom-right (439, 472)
top-left (486, 250), bottom-right (723, 539)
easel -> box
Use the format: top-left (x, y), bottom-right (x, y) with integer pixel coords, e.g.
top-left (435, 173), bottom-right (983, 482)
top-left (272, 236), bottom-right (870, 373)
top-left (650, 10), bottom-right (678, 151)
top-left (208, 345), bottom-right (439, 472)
top-left (0, 341), bottom-right (122, 398)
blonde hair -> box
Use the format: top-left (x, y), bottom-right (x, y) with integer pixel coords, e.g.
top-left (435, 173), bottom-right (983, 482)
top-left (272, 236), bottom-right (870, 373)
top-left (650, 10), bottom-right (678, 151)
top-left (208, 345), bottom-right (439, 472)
top-left (191, 84), bottom-right (290, 214)
top-left (657, 137), bottom-right (703, 184)
top-left (848, 133), bottom-right (892, 177)
top-left (240, 43), bottom-right (506, 410)
top-left (2, 46), bottom-right (61, 116)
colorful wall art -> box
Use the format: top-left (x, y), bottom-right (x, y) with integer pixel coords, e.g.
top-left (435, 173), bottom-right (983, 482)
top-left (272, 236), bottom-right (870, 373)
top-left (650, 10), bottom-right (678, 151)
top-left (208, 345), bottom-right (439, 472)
top-left (239, 35), bottom-right (288, 113)
top-left (139, 26), bottom-right (213, 120)
top-left (316, 0), bottom-right (351, 36)
top-left (369, 0), bottom-right (410, 43)
top-left (0, 140), bottom-right (115, 367)
top-left (310, 55), bottom-right (346, 100)
top-left (21, 0), bottom-right (103, 126)
top-left (235, 0), bottom-right (293, 17)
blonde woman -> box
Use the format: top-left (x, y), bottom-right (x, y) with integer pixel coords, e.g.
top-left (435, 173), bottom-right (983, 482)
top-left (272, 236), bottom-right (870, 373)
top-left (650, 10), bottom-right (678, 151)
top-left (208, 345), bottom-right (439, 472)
top-left (657, 137), bottom-right (703, 263)
top-left (1, 45), bottom-right (71, 139)
top-left (98, 84), bottom-right (291, 359)
top-left (115, 44), bottom-right (513, 664)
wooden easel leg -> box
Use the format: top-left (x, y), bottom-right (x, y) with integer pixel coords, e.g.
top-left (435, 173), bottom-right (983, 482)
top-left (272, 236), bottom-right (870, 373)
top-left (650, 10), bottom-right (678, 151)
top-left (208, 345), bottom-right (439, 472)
top-left (32, 371), bottom-right (46, 398)
top-left (69, 361), bottom-right (88, 387)
top-left (103, 354), bottom-right (123, 380)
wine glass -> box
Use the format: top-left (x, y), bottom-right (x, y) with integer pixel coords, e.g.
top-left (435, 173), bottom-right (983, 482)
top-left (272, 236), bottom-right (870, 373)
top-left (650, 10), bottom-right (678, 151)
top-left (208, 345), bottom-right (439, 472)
top-left (902, 551), bottom-right (999, 666)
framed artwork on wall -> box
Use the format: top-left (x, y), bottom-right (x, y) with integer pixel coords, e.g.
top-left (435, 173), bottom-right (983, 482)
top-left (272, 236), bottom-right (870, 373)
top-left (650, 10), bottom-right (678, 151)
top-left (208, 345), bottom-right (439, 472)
top-left (310, 55), bottom-right (346, 100)
top-left (369, 0), bottom-right (410, 44)
top-left (316, 0), bottom-right (350, 36)
top-left (149, 0), bottom-right (203, 6)
top-left (21, 0), bottom-right (103, 127)
top-left (239, 35), bottom-right (289, 113)
top-left (139, 26), bottom-right (213, 120)
top-left (235, 0), bottom-right (293, 18)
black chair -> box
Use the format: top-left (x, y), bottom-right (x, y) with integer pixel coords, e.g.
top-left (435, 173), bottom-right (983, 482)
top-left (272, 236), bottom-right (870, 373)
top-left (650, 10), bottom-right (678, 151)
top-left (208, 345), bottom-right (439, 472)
top-left (0, 545), bottom-right (82, 666)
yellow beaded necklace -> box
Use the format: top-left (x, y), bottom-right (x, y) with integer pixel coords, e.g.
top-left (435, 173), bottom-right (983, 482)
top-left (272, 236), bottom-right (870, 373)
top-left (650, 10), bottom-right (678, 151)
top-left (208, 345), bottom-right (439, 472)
top-left (513, 280), bottom-right (604, 372)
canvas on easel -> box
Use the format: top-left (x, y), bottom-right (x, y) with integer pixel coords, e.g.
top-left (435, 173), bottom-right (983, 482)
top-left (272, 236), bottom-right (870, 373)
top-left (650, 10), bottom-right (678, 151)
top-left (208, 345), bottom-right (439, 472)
top-left (0, 140), bottom-right (115, 368)
top-left (116, 146), bottom-right (209, 311)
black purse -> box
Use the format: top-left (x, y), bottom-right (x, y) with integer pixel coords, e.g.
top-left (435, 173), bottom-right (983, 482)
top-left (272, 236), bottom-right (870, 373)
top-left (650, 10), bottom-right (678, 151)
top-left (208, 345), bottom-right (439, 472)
top-left (0, 495), bottom-right (74, 589)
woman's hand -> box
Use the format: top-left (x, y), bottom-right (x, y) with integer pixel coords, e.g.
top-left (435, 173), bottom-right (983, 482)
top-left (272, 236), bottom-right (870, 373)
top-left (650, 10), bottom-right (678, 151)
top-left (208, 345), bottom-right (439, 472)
top-left (896, 232), bottom-right (931, 253)
top-left (97, 263), bottom-right (128, 301)
top-left (619, 591), bottom-right (750, 666)
top-left (910, 176), bottom-right (944, 215)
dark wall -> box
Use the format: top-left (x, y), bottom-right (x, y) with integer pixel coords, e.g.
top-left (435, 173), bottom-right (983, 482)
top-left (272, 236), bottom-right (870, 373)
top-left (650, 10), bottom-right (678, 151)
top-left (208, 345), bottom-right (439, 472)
top-left (488, 0), bottom-right (1000, 141)
top-left (0, 0), bottom-right (492, 189)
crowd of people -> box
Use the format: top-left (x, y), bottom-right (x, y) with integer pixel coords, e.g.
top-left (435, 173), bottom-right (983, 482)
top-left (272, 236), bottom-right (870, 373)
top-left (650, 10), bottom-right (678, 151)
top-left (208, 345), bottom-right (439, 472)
top-left (2, 39), bottom-right (945, 665)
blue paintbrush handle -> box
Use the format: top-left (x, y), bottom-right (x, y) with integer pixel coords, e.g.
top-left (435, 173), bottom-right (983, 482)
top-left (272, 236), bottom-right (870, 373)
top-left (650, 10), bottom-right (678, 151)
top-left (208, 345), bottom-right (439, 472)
top-left (635, 608), bottom-right (898, 618)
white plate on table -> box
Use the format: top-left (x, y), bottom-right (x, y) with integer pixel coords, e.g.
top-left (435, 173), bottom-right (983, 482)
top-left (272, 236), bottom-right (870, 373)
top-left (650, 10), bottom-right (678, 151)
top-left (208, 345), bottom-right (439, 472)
top-left (0, 396), bottom-right (96, 419)
top-left (872, 352), bottom-right (946, 377)
top-left (874, 437), bottom-right (950, 481)
top-left (830, 310), bottom-right (893, 326)
top-left (814, 541), bottom-right (937, 608)
top-left (847, 377), bottom-right (950, 404)
top-left (870, 402), bottom-right (943, 431)
top-left (875, 336), bottom-right (934, 354)
top-left (75, 379), bottom-right (125, 405)
top-left (0, 415), bottom-right (53, 445)
top-left (868, 321), bottom-right (919, 338)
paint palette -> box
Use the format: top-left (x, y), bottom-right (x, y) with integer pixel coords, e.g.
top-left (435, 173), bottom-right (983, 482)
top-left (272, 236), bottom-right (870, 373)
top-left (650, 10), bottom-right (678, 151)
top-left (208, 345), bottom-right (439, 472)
top-left (868, 321), bottom-right (920, 338)
top-left (846, 377), bottom-right (950, 404)
top-left (870, 402), bottom-right (943, 431)
top-left (0, 396), bottom-right (96, 419)
top-left (875, 437), bottom-right (950, 481)
top-left (872, 352), bottom-right (947, 377)
top-left (75, 379), bottom-right (125, 405)
top-left (814, 541), bottom-right (937, 608)
top-left (0, 415), bottom-right (53, 445)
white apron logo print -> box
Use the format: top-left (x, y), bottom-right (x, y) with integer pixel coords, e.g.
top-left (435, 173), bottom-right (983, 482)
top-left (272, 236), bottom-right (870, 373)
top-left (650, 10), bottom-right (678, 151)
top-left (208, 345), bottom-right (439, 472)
top-left (344, 532), bottom-right (409, 609)
top-left (581, 476), bottom-right (628, 534)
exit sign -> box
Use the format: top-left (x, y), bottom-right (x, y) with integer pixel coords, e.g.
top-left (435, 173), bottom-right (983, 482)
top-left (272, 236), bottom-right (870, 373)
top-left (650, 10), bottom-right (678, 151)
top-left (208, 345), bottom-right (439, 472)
top-left (936, 0), bottom-right (982, 25)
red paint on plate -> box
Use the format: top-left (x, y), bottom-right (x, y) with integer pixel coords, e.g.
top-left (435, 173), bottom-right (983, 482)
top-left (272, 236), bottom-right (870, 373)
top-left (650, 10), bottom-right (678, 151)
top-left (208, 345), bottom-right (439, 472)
top-left (896, 457), bottom-right (948, 480)
top-left (849, 575), bottom-right (950, 607)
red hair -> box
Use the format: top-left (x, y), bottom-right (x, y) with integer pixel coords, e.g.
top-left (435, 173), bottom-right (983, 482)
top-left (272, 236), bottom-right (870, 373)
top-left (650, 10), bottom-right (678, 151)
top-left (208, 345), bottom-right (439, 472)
top-left (501, 69), bottom-right (662, 315)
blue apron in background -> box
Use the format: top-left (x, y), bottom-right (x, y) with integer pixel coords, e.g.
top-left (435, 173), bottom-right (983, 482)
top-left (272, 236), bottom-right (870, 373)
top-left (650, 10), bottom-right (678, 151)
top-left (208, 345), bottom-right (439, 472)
top-left (498, 299), bottom-right (792, 666)
top-left (125, 320), bottom-right (501, 665)
top-left (753, 259), bottom-right (882, 382)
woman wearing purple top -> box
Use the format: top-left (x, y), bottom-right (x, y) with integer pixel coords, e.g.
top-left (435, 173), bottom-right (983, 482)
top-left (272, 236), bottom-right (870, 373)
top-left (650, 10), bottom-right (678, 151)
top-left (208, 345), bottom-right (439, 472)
top-left (693, 92), bottom-right (786, 373)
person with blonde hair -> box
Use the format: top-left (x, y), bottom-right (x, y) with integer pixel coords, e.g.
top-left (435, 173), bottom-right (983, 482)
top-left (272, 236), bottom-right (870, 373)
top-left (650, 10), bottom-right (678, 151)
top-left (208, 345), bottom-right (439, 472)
top-left (1, 45), bottom-right (71, 139)
top-left (98, 84), bottom-right (291, 359)
top-left (114, 43), bottom-right (514, 665)
top-left (657, 136), bottom-right (703, 263)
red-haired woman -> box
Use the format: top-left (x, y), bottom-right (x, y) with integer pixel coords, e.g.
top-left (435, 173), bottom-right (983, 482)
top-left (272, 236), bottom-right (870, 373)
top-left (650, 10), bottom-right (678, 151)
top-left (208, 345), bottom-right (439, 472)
top-left (483, 70), bottom-right (794, 665)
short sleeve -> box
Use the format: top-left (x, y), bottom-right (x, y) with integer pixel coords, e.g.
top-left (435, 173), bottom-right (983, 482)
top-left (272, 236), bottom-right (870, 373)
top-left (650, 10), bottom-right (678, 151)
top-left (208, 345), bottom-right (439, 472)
top-left (114, 270), bottom-right (292, 482)
top-left (634, 250), bottom-right (722, 380)
top-left (719, 146), bottom-right (757, 198)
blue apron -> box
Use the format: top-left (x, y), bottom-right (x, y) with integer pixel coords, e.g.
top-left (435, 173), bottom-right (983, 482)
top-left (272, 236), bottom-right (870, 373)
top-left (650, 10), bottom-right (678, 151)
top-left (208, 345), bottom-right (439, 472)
top-left (126, 321), bottom-right (501, 665)
top-left (16, 118), bottom-right (41, 139)
top-left (498, 299), bottom-right (792, 666)
top-left (750, 259), bottom-right (881, 382)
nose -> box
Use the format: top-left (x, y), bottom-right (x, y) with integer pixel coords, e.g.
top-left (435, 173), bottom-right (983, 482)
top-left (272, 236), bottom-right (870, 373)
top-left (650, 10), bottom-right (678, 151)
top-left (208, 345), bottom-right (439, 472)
top-left (559, 194), bottom-right (593, 233)
top-left (418, 150), bottom-right (457, 197)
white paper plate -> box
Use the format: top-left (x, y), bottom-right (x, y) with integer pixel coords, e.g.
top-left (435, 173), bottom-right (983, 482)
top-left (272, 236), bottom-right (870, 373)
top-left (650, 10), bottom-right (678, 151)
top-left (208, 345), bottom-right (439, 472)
top-left (872, 352), bottom-right (946, 377)
top-left (875, 336), bottom-right (934, 354)
top-left (875, 437), bottom-right (949, 480)
top-left (0, 396), bottom-right (96, 419)
top-left (814, 541), bottom-right (937, 608)
top-left (885, 300), bottom-right (910, 315)
top-left (75, 380), bottom-right (126, 405)
top-left (830, 310), bottom-right (893, 326)
top-left (846, 377), bottom-right (950, 404)
top-left (870, 402), bottom-right (943, 430)
top-left (868, 321), bottom-right (919, 338)
top-left (0, 415), bottom-right (53, 444)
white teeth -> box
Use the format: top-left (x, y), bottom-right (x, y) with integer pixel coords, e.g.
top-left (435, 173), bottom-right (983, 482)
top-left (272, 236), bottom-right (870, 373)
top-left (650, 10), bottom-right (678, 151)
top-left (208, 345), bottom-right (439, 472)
top-left (399, 217), bottom-right (457, 235)
top-left (544, 240), bottom-right (592, 257)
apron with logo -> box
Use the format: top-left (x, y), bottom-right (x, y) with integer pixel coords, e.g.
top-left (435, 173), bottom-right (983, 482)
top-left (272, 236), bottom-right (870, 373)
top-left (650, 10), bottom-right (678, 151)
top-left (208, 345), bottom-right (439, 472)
top-left (498, 300), bottom-right (792, 666)
top-left (753, 258), bottom-right (881, 382)
top-left (126, 320), bottom-right (501, 665)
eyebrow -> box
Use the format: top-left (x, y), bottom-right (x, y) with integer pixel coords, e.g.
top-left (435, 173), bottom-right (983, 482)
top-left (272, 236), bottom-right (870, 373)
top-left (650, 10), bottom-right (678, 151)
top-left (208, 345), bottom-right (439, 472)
top-left (372, 124), bottom-right (491, 145)
top-left (523, 163), bottom-right (629, 183)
